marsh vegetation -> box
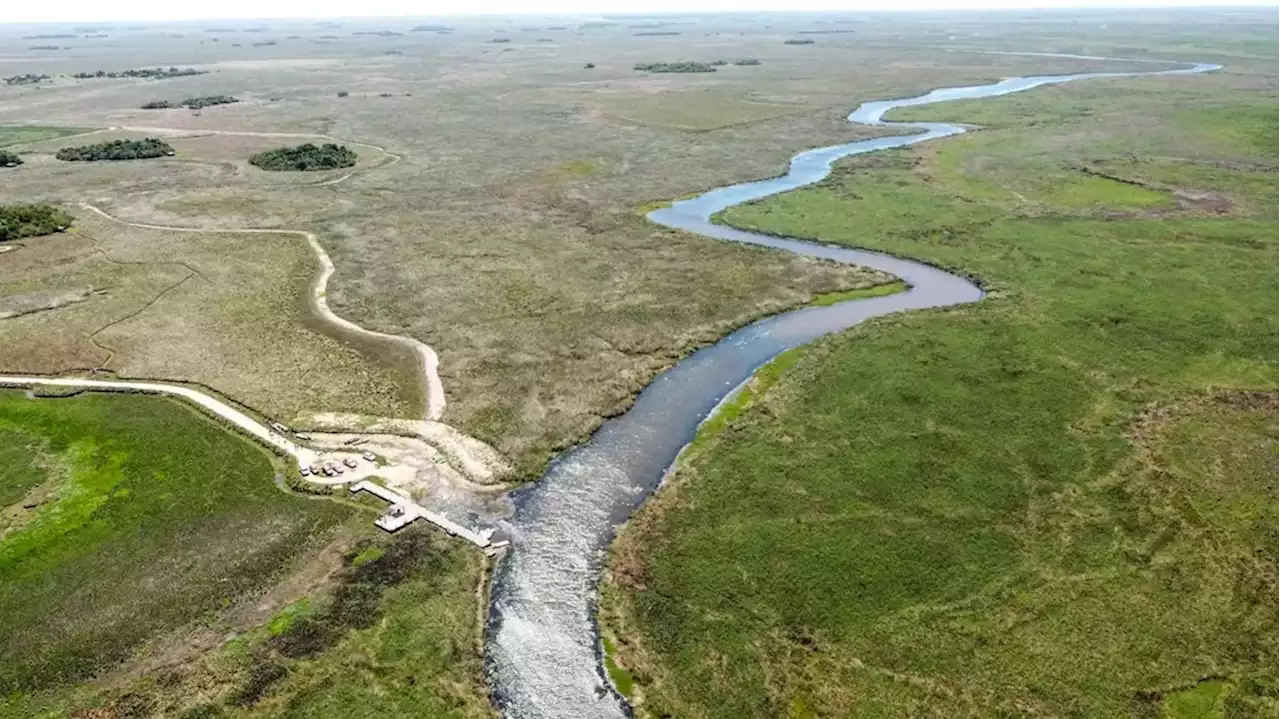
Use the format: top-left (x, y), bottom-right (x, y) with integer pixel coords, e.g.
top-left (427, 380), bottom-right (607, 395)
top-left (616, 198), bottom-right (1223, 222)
top-left (605, 29), bottom-right (1279, 717)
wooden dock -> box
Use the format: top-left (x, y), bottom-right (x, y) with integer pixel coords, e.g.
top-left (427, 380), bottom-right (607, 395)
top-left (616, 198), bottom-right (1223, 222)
top-left (349, 480), bottom-right (492, 548)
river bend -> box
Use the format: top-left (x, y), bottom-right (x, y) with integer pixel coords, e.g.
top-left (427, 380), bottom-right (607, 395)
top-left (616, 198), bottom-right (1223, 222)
top-left (484, 57), bottom-right (1219, 719)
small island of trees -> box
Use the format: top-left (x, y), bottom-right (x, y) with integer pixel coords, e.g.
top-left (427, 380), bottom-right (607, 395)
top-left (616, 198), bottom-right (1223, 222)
top-left (634, 61), bottom-right (717, 73)
top-left (0, 203), bottom-right (73, 242)
top-left (248, 143), bottom-right (357, 171)
top-left (71, 67), bottom-right (207, 80)
top-left (141, 95), bottom-right (239, 110)
top-left (4, 73), bottom-right (51, 85)
top-left (0, 150), bottom-right (23, 167)
top-left (55, 138), bottom-right (176, 162)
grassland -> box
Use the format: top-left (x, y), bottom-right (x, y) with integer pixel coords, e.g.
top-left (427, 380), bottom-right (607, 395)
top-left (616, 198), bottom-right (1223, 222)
top-left (604, 24), bottom-right (1278, 719)
top-left (0, 390), bottom-right (489, 718)
top-left (0, 125), bottom-right (92, 147)
top-left (0, 13), bottom-right (1219, 475)
top-left (0, 389), bottom-right (349, 714)
top-left (0, 210), bottom-right (415, 421)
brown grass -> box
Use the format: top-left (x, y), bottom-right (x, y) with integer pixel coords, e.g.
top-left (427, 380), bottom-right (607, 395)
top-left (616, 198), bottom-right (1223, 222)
top-left (0, 15), bottom-right (1220, 473)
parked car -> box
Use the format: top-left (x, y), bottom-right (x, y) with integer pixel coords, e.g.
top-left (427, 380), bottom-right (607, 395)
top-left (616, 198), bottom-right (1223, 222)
top-left (343, 457), bottom-right (358, 469)
top-left (299, 466), bottom-right (311, 476)
top-left (362, 451), bottom-right (376, 462)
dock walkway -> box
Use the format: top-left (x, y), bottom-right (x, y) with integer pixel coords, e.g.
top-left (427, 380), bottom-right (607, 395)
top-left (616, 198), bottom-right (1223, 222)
top-left (350, 480), bottom-right (491, 548)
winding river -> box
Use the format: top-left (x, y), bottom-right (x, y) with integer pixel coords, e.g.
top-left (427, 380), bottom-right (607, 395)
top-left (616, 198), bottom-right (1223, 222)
top-left (484, 57), bottom-right (1220, 718)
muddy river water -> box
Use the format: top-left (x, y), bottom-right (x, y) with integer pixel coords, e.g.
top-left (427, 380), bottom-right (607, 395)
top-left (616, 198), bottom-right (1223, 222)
top-left (484, 57), bottom-right (1219, 719)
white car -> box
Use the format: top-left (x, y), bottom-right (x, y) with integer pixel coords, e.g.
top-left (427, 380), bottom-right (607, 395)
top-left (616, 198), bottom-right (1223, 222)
top-left (343, 457), bottom-right (359, 469)
top-left (362, 451), bottom-right (376, 462)
top-left (299, 466), bottom-right (311, 476)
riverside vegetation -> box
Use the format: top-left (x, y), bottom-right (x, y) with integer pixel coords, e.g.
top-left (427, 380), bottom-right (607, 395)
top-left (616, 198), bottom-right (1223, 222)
top-left (0, 391), bottom-right (489, 718)
top-left (3, 13), bottom-right (1212, 478)
top-left (605, 26), bottom-right (1279, 719)
top-left (0, 13), bottom-right (1275, 716)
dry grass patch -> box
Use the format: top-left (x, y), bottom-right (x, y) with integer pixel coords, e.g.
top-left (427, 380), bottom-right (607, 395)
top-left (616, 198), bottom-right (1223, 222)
top-left (0, 212), bottom-right (414, 420)
top-left (558, 88), bottom-right (816, 131)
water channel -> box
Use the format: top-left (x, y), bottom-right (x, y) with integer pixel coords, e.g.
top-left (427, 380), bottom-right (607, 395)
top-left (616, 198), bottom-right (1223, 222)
top-left (484, 57), bottom-right (1219, 719)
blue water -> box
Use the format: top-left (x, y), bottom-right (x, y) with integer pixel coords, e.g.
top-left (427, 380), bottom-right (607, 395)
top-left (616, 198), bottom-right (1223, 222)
top-left (484, 57), bottom-right (1219, 719)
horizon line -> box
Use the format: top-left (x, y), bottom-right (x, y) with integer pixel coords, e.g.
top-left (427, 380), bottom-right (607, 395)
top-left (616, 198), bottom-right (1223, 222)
top-left (2, 4), bottom-right (1276, 27)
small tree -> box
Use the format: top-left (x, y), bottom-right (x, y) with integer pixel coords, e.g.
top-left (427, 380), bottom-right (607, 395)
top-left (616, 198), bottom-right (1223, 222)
top-left (337, 90), bottom-right (349, 98)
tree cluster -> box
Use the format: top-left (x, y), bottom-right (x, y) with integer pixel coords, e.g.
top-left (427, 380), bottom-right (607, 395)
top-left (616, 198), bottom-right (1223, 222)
top-left (4, 74), bottom-right (50, 85)
top-left (55, 138), bottom-right (175, 162)
top-left (71, 67), bottom-right (207, 80)
top-left (141, 95), bottom-right (239, 110)
top-left (248, 143), bottom-right (357, 172)
top-left (634, 62), bottom-right (717, 73)
top-left (0, 204), bottom-right (73, 242)
top-left (0, 150), bottom-right (23, 167)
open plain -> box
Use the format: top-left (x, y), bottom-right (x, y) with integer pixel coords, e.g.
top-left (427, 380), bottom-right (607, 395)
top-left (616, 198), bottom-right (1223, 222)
top-left (1, 8), bottom-right (1276, 719)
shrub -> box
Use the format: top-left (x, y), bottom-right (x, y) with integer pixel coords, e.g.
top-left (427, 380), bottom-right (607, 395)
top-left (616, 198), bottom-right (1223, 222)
top-left (784, 39), bottom-right (816, 45)
top-left (140, 100), bottom-right (174, 109)
top-left (337, 90), bottom-right (349, 97)
top-left (633, 61), bottom-right (717, 73)
top-left (734, 58), bottom-right (762, 66)
top-left (0, 203), bottom-right (73, 242)
top-left (180, 94), bottom-right (238, 109)
top-left (55, 137), bottom-right (174, 161)
top-left (0, 150), bottom-right (22, 167)
top-left (584, 62), bottom-right (595, 69)
top-left (248, 143), bottom-right (357, 172)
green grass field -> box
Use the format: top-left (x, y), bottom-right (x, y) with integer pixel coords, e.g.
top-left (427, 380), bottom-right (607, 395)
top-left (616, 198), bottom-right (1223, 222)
top-left (0, 390), bottom-right (351, 715)
top-left (605, 43), bottom-right (1278, 719)
top-left (141, 528), bottom-right (491, 719)
top-left (0, 390), bottom-right (490, 718)
top-left (0, 125), bottom-right (93, 148)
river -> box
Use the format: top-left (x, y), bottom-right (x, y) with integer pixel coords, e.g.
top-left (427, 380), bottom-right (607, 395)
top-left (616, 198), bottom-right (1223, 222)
top-left (483, 56), bottom-right (1219, 719)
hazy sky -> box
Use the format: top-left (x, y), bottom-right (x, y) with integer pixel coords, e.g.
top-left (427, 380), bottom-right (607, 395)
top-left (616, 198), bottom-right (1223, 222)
top-left (1, 0), bottom-right (1268, 25)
